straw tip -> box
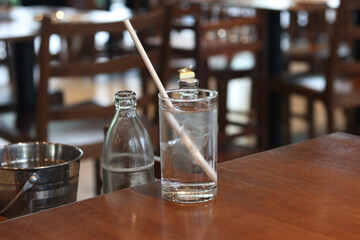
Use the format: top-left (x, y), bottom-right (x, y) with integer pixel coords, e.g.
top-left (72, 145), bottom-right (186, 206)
top-left (123, 19), bottom-right (132, 29)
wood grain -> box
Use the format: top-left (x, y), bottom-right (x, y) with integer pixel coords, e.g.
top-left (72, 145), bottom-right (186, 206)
top-left (0, 132), bottom-right (359, 239)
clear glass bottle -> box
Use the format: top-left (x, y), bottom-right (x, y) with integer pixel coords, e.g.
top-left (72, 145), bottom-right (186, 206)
top-left (102, 90), bottom-right (154, 193)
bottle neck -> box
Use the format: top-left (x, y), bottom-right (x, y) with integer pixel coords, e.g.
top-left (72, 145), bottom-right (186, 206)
top-left (114, 91), bottom-right (137, 116)
top-left (178, 78), bottom-right (199, 99)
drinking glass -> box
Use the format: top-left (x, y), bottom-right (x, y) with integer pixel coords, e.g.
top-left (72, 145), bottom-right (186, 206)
top-left (159, 89), bottom-right (218, 203)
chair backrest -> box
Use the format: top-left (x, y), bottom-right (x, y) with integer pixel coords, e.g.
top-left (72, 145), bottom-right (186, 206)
top-left (195, 9), bottom-right (265, 59)
top-left (171, 2), bottom-right (202, 30)
top-left (195, 7), bottom-right (266, 87)
top-left (36, 5), bottom-right (171, 141)
top-left (326, 0), bottom-right (360, 95)
top-left (169, 4), bottom-right (266, 87)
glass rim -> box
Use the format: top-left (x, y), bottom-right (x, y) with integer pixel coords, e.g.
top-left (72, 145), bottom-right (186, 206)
top-left (158, 89), bottom-right (218, 102)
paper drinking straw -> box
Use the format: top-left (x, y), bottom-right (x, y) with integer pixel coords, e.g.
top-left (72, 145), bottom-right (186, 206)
top-left (124, 19), bottom-right (217, 183)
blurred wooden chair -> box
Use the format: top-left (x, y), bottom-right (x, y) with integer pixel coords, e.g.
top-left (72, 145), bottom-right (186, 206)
top-left (169, 3), bottom-right (241, 85)
top-left (167, 2), bottom-right (201, 76)
top-left (201, 9), bottom-right (268, 162)
top-left (55, 0), bottom-right (100, 63)
top-left (169, 4), bottom-right (268, 161)
top-left (0, 6), bottom-right (171, 195)
top-left (283, 8), bottom-right (334, 73)
top-left (271, 0), bottom-right (360, 144)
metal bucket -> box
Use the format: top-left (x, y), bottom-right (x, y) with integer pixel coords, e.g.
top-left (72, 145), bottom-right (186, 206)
top-left (0, 142), bottom-right (83, 219)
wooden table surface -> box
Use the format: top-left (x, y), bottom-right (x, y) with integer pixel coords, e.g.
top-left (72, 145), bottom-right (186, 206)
top-left (1, 132), bottom-right (360, 239)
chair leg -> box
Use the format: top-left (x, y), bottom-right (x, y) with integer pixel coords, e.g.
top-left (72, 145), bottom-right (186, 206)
top-left (217, 74), bottom-right (228, 133)
top-left (94, 158), bottom-right (102, 196)
top-left (282, 94), bottom-right (291, 145)
top-left (306, 99), bottom-right (315, 138)
top-left (196, 59), bottom-right (208, 89)
top-left (140, 69), bottom-right (148, 95)
top-left (325, 106), bottom-right (335, 133)
top-left (345, 109), bottom-right (358, 134)
top-left (256, 78), bottom-right (268, 150)
top-left (5, 42), bottom-right (15, 90)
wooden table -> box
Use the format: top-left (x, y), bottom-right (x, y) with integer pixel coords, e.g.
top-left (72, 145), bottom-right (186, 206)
top-left (1, 132), bottom-right (360, 239)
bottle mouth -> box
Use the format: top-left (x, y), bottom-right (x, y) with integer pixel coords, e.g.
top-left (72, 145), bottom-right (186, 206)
top-left (115, 90), bottom-right (136, 99)
top-left (115, 90), bottom-right (137, 108)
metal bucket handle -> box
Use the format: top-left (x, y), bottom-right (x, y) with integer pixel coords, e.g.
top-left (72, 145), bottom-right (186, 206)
top-left (0, 173), bottom-right (40, 215)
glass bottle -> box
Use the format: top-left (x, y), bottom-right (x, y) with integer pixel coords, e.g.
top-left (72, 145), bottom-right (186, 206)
top-left (101, 90), bottom-right (154, 193)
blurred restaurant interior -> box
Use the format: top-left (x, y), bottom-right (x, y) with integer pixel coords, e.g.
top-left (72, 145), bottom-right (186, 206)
top-left (0, 0), bottom-right (360, 201)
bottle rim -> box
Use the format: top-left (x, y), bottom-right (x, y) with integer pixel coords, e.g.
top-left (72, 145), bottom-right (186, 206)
top-left (158, 89), bottom-right (218, 102)
top-left (114, 90), bottom-right (137, 109)
top-left (115, 90), bottom-right (136, 99)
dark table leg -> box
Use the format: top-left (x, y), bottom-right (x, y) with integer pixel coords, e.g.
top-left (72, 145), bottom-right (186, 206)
top-left (13, 40), bottom-right (36, 134)
top-left (267, 11), bottom-right (286, 148)
top-left (13, 41), bottom-right (35, 113)
top-left (355, 11), bottom-right (360, 130)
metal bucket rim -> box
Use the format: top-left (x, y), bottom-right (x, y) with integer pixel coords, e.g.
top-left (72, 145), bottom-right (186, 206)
top-left (0, 141), bottom-right (83, 171)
